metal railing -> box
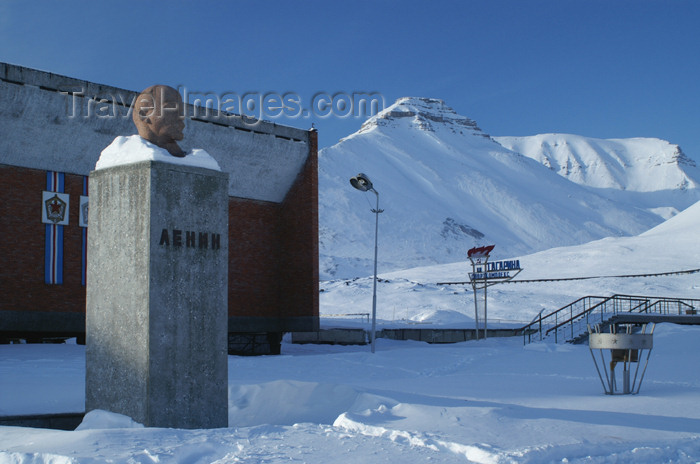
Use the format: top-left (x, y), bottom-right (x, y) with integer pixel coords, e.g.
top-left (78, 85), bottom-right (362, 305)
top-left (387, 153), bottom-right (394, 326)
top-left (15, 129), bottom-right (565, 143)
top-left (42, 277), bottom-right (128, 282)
top-left (522, 294), bottom-right (700, 345)
top-left (322, 313), bottom-right (371, 323)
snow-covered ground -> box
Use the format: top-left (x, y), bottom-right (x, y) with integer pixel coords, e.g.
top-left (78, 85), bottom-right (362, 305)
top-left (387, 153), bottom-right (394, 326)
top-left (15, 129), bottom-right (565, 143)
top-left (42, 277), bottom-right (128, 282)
top-left (321, 200), bottom-right (700, 328)
top-left (2, 324), bottom-right (700, 463)
top-left (2, 202), bottom-right (700, 463)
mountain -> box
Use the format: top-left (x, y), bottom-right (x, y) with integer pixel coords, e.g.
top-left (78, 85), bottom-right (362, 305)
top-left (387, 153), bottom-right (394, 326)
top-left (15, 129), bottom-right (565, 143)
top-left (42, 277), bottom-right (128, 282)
top-left (318, 97), bottom-right (666, 279)
top-left (495, 134), bottom-right (700, 220)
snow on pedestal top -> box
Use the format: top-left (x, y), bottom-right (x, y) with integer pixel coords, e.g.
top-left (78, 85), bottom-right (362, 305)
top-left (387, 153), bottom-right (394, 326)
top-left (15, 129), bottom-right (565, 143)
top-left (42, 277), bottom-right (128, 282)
top-left (95, 135), bottom-right (222, 171)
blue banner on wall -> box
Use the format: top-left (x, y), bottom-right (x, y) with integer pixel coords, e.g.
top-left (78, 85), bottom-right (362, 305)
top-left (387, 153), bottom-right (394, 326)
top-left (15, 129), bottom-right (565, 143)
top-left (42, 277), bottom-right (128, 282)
top-left (81, 176), bottom-right (88, 286)
top-left (45, 171), bottom-right (65, 284)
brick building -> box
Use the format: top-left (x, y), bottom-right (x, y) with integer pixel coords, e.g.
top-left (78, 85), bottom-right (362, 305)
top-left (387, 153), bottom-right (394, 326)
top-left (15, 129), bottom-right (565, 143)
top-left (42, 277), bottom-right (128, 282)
top-left (0, 63), bottom-right (318, 353)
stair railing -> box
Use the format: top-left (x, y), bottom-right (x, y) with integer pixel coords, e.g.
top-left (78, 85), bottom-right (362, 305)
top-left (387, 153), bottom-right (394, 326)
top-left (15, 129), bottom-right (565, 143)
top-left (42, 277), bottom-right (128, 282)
top-left (522, 294), bottom-right (700, 345)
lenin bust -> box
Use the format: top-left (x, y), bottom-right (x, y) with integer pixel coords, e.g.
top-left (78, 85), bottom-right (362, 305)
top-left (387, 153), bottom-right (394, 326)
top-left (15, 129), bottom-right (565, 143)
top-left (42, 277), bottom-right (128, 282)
top-left (132, 85), bottom-right (186, 157)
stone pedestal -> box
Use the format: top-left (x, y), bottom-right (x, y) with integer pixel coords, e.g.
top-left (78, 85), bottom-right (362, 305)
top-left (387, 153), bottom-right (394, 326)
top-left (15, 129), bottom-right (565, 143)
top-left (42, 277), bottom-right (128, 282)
top-left (86, 161), bottom-right (229, 429)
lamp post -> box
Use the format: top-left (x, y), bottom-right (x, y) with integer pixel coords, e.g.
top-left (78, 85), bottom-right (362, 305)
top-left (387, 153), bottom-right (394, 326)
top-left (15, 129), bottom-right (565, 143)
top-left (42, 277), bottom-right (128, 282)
top-left (350, 173), bottom-right (383, 353)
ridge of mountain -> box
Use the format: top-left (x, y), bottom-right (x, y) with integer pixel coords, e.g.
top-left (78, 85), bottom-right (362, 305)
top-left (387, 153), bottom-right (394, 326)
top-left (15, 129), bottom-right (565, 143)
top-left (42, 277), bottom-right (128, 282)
top-left (494, 133), bottom-right (699, 192)
top-left (319, 97), bottom-right (683, 279)
top-left (494, 133), bottom-right (700, 220)
top-left (353, 97), bottom-right (491, 139)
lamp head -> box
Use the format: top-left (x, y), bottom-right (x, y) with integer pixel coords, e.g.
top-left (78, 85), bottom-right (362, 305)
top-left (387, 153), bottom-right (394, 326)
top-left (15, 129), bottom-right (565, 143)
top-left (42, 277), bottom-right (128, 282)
top-left (350, 173), bottom-right (374, 192)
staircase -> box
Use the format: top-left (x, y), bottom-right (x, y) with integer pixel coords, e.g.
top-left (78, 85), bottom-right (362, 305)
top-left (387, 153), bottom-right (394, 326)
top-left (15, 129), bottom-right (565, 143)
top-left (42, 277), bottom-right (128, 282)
top-left (521, 294), bottom-right (700, 345)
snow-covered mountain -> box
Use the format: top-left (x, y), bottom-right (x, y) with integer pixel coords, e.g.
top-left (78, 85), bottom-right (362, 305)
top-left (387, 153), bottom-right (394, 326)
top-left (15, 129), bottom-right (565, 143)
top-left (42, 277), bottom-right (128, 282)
top-left (495, 133), bottom-right (700, 219)
top-left (319, 97), bottom-right (672, 279)
top-left (495, 133), bottom-right (698, 192)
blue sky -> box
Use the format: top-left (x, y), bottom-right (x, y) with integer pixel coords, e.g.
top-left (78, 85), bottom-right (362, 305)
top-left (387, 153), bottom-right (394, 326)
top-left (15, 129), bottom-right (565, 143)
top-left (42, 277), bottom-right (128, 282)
top-left (2, 0), bottom-right (699, 158)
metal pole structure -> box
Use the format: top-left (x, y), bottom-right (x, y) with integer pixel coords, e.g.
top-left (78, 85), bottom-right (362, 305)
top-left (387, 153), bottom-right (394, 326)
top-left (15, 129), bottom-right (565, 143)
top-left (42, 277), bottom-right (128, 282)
top-left (349, 173), bottom-right (383, 354)
top-left (482, 255), bottom-right (489, 340)
top-left (484, 272), bottom-right (488, 340)
top-left (472, 282), bottom-right (479, 340)
top-left (470, 258), bottom-right (479, 341)
top-left (370, 189), bottom-right (380, 353)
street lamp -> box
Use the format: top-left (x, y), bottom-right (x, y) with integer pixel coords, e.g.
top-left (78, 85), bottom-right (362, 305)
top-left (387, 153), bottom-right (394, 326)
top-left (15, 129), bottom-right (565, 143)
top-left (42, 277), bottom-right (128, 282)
top-left (350, 173), bottom-right (383, 353)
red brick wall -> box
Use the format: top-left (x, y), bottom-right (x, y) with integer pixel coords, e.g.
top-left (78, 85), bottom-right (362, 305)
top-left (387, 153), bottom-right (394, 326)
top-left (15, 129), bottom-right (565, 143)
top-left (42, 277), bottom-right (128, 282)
top-left (227, 198), bottom-right (280, 319)
top-left (0, 164), bottom-right (86, 314)
top-left (277, 130), bottom-right (319, 319)
top-left (1, 135), bottom-right (319, 334)
top-left (227, 129), bottom-right (319, 327)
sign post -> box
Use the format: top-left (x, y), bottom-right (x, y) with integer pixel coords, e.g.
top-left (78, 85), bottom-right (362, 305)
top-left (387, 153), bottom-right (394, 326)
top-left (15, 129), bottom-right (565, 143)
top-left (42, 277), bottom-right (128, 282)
top-left (467, 245), bottom-right (522, 340)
